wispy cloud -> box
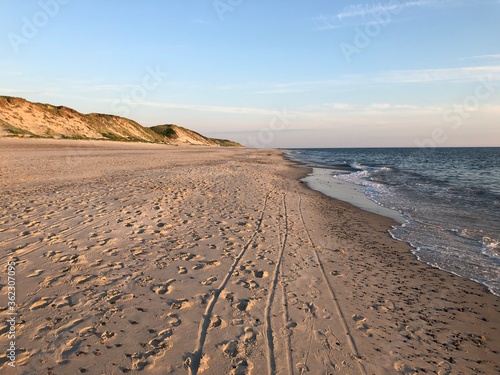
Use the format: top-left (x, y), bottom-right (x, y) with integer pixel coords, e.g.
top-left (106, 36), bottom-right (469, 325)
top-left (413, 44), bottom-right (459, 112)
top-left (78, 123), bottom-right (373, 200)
top-left (365, 103), bottom-right (426, 111)
top-left (324, 103), bottom-right (355, 110)
top-left (87, 84), bottom-right (137, 92)
top-left (376, 65), bottom-right (500, 83)
top-left (138, 101), bottom-right (279, 116)
top-left (464, 54), bottom-right (500, 61)
top-left (256, 80), bottom-right (353, 94)
top-left (193, 19), bottom-right (210, 25)
top-left (217, 79), bottom-right (353, 95)
top-left (314, 0), bottom-right (453, 30)
top-left (222, 65), bottom-right (500, 95)
top-left (337, 0), bottom-right (433, 20)
top-left (0, 88), bottom-right (58, 96)
top-left (368, 103), bottom-right (393, 109)
top-left (4, 71), bottom-right (24, 76)
top-left (252, 89), bottom-right (304, 95)
top-left (334, 103), bottom-right (355, 110)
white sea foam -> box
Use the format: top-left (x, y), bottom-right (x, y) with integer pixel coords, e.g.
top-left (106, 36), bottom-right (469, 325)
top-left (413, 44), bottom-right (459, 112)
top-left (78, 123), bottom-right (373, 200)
top-left (289, 148), bottom-right (500, 297)
top-left (481, 237), bottom-right (500, 259)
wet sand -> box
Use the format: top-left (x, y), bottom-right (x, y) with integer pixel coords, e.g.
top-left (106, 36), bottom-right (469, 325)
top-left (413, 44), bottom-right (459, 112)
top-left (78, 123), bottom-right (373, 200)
top-left (0, 138), bottom-right (498, 374)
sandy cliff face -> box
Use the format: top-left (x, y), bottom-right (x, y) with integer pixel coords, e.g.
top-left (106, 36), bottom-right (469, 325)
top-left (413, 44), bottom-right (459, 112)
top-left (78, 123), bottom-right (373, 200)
top-left (149, 124), bottom-right (242, 147)
top-left (0, 96), bottom-right (242, 146)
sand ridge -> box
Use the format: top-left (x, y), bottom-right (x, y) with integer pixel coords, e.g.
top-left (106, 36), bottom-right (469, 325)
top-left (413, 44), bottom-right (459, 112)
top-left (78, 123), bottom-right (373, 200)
top-left (0, 139), bottom-right (499, 374)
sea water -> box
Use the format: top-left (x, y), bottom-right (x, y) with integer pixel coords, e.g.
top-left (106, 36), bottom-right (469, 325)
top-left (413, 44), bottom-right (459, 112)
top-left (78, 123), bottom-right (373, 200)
top-left (287, 148), bottom-right (500, 296)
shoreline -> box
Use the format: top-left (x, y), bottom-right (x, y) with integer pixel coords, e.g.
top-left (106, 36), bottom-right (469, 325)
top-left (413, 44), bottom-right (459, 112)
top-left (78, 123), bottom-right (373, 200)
top-left (295, 161), bottom-right (500, 298)
top-left (300, 167), bottom-right (406, 223)
top-left (0, 139), bottom-right (498, 374)
top-left (286, 150), bottom-right (500, 298)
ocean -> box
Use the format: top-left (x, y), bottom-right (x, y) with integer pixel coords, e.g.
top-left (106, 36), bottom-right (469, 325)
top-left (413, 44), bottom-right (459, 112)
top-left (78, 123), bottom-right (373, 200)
top-left (287, 147), bottom-right (500, 296)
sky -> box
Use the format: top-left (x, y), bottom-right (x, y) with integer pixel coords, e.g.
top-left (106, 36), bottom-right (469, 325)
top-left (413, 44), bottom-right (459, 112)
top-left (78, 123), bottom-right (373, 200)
top-left (0, 0), bottom-right (499, 148)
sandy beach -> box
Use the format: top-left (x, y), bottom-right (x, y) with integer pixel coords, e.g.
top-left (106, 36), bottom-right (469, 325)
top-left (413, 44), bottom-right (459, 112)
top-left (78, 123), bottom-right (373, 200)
top-left (1, 139), bottom-right (498, 375)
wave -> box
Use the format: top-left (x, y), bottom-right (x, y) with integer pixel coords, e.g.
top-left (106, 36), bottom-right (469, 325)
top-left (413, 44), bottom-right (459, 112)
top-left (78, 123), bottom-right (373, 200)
top-left (289, 148), bottom-right (500, 297)
top-left (482, 237), bottom-right (500, 260)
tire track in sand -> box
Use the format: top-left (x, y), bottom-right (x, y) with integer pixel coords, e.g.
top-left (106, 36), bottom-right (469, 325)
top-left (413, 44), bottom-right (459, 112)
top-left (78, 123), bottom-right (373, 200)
top-left (188, 189), bottom-right (273, 375)
top-left (278, 195), bottom-right (294, 375)
top-left (297, 194), bottom-right (367, 375)
top-left (264, 194), bottom-right (292, 375)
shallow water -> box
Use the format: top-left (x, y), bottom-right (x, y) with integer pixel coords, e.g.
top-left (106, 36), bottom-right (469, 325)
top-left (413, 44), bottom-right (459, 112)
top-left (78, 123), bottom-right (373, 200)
top-left (288, 147), bottom-right (500, 296)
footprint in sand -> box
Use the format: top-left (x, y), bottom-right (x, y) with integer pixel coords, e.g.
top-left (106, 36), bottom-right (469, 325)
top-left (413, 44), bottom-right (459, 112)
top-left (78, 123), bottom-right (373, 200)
top-left (96, 237), bottom-right (115, 247)
top-left (167, 313), bottom-right (181, 327)
top-left (148, 328), bottom-right (173, 348)
top-left (169, 298), bottom-right (191, 310)
top-left (330, 270), bottom-right (343, 277)
top-left (224, 292), bottom-right (234, 303)
top-left (205, 259), bottom-right (221, 268)
top-left (252, 269), bottom-right (268, 278)
top-left (89, 259), bottom-right (103, 267)
top-left (55, 254), bottom-right (79, 263)
top-left (105, 290), bottom-right (135, 304)
top-left (352, 315), bottom-right (374, 337)
top-left (210, 315), bottom-right (222, 328)
top-left (58, 337), bottom-right (82, 365)
top-left (102, 248), bottom-right (119, 256)
top-left (179, 252), bottom-right (197, 261)
top-left (232, 358), bottom-right (253, 375)
top-left (78, 326), bottom-right (96, 337)
top-left (129, 353), bottom-right (148, 371)
top-left (151, 279), bottom-right (176, 295)
top-left (131, 248), bottom-right (146, 256)
top-left (27, 269), bottom-right (44, 278)
top-left (201, 276), bottom-right (217, 286)
top-left (218, 337), bottom-right (252, 373)
top-left (54, 318), bottom-right (86, 336)
top-left (43, 250), bottom-right (61, 258)
top-left (394, 361), bottom-right (417, 374)
top-left (125, 330), bottom-right (173, 371)
top-left (32, 324), bottom-right (51, 339)
top-left (196, 293), bottom-right (211, 305)
top-left (100, 331), bottom-right (116, 343)
top-left (437, 360), bottom-right (452, 375)
top-left (30, 297), bottom-right (54, 310)
top-left (235, 278), bottom-right (259, 290)
top-left (71, 274), bottom-right (95, 285)
top-left (53, 295), bottom-right (73, 308)
top-left (352, 315), bottom-right (366, 322)
top-left (286, 292), bottom-right (299, 306)
top-left (235, 299), bottom-right (251, 312)
top-left (221, 340), bottom-right (239, 357)
top-left (242, 327), bottom-right (256, 343)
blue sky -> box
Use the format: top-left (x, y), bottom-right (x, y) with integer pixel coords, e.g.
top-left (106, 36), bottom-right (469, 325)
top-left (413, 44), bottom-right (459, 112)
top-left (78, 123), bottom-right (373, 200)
top-left (1, 0), bottom-right (499, 147)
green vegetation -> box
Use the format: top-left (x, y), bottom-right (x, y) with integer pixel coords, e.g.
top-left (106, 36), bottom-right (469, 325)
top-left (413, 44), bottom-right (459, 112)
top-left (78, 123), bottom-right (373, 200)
top-left (210, 138), bottom-right (243, 147)
top-left (60, 134), bottom-right (89, 140)
top-left (150, 124), bottom-right (242, 147)
top-left (149, 124), bottom-right (179, 139)
top-left (0, 120), bottom-right (39, 137)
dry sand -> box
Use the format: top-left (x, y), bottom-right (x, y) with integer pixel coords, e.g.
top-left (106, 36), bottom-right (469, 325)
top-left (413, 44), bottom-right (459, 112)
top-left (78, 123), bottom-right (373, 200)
top-left (0, 138), bottom-right (499, 375)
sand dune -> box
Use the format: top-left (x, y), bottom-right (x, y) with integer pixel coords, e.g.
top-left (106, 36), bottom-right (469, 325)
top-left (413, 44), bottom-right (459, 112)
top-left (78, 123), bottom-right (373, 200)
top-left (0, 96), bottom-right (241, 147)
top-left (0, 139), bottom-right (498, 374)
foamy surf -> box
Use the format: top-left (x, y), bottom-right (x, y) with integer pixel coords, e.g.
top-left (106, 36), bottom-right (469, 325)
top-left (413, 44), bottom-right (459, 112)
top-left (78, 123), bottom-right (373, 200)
top-left (288, 147), bottom-right (500, 296)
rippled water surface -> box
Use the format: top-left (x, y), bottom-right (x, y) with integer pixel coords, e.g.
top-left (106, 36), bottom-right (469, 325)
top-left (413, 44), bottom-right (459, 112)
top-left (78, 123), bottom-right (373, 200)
top-left (288, 148), bottom-right (500, 296)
